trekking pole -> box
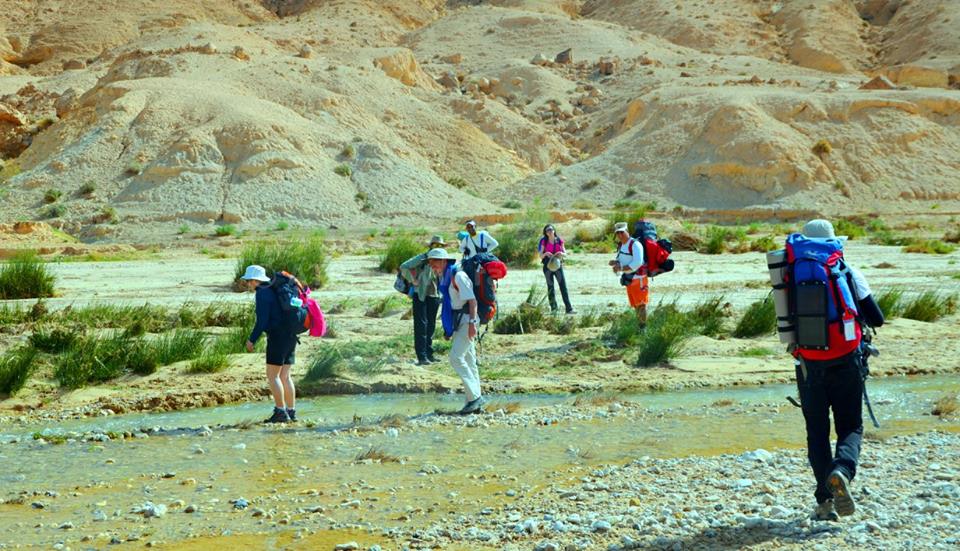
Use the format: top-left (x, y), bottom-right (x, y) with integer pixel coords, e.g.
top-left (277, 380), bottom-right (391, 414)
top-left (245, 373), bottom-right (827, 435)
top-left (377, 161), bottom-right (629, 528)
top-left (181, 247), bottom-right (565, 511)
top-left (860, 343), bottom-right (881, 428)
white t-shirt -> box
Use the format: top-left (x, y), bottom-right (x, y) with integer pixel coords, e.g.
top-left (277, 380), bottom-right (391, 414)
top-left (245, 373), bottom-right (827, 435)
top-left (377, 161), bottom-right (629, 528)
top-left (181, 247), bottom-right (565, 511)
top-left (848, 266), bottom-right (871, 299)
top-left (459, 231), bottom-right (498, 257)
top-left (449, 269), bottom-right (476, 310)
top-left (615, 238), bottom-right (644, 274)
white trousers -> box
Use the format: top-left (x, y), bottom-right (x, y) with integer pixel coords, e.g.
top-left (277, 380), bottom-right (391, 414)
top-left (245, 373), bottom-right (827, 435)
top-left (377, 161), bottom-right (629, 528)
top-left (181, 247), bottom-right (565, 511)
top-left (449, 319), bottom-right (481, 402)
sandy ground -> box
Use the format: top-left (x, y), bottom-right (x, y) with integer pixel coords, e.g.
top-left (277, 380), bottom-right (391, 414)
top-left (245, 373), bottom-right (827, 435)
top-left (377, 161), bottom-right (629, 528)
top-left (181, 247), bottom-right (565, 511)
top-left (1, 240), bottom-right (958, 424)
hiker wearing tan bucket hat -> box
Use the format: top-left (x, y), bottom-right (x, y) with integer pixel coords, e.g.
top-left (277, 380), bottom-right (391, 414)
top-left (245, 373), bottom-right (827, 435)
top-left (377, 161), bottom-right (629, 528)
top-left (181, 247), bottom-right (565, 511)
top-left (610, 222), bottom-right (649, 324)
top-left (399, 235), bottom-right (448, 366)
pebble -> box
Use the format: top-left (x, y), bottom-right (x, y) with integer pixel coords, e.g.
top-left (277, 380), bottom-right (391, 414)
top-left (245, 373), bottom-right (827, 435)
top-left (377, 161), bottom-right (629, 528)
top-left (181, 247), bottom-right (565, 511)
top-left (334, 543), bottom-right (359, 551)
top-left (591, 520), bottom-right (612, 532)
top-left (232, 498), bottom-right (249, 510)
top-left (184, 504), bottom-right (198, 513)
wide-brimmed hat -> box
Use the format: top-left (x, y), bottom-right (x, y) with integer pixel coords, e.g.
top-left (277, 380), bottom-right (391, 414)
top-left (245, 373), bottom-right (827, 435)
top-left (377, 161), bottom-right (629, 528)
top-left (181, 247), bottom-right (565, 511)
top-left (802, 219), bottom-right (846, 241)
top-left (427, 235), bottom-right (446, 247)
top-left (241, 265), bottom-right (271, 282)
top-left (613, 222), bottom-right (629, 234)
top-left (427, 248), bottom-right (452, 261)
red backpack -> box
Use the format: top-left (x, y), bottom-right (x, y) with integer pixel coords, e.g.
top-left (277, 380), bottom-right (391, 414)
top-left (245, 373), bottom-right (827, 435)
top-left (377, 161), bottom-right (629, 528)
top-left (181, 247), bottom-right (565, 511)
top-left (632, 220), bottom-right (675, 277)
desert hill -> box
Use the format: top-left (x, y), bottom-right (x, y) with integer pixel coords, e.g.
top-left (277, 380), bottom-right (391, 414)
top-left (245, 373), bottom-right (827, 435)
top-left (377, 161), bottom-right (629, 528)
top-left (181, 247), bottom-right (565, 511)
top-left (0, 0), bottom-right (958, 240)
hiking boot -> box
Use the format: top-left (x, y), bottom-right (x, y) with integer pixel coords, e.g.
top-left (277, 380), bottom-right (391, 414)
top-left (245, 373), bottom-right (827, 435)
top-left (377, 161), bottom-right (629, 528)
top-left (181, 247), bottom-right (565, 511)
top-left (416, 359), bottom-right (431, 367)
top-left (264, 407), bottom-right (289, 424)
top-left (828, 470), bottom-right (855, 517)
top-left (427, 356), bottom-right (442, 364)
top-left (285, 408), bottom-right (297, 422)
top-left (565, 309), bottom-right (576, 315)
top-left (812, 499), bottom-right (839, 522)
top-left (459, 396), bottom-right (486, 415)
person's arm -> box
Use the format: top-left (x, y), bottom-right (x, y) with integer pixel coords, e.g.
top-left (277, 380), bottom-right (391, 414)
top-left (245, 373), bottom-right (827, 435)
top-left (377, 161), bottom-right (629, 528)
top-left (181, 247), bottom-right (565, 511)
top-left (858, 295), bottom-right (884, 328)
top-left (538, 238), bottom-right (550, 260)
top-left (621, 240), bottom-right (644, 273)
top-left (247, 288), bottom-right (271, 348)
top-left (467, 298), bottom-right (478, 339)
top-left (484, 232), bottom-right (499, 252)
top-left (399, 253), bottom-right (422, 284)
top-left (557, 238), bottom-right (566, 257)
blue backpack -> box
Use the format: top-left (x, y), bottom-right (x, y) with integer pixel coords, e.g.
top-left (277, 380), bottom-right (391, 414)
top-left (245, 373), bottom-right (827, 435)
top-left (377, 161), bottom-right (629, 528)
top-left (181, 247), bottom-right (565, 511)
top-left (785, 233), bottom-right (862, 361)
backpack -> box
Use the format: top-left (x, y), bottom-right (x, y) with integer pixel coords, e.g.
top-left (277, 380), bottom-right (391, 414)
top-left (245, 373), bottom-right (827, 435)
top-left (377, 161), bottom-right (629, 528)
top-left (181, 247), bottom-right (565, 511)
top-left (394, 268), bottom-right (412, 295)
top-left (270, 271), bottom-right (310, 336)
top-left (785, 233), bottom-right (862, 361)
top-left (301, 287), bottom-right (326, 337)
top-left (632, 220), bottom-right (674, 277)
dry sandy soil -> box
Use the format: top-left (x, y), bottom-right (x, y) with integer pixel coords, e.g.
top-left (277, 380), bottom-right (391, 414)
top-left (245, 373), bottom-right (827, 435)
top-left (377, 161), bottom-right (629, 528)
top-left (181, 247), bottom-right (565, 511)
top-left (0, 0), bottom-right (959, 242)
top-left (1, 236), bottom-right (957, 424)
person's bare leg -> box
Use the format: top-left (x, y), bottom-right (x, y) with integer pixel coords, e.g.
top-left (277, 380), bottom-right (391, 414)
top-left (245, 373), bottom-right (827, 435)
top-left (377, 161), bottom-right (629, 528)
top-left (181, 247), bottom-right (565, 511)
top-left (279, 364), bottom-right (295, 409)
top-left (266, 363), bottom-right (285, 408)
top-left (635, 304), bottom-right (648, 326)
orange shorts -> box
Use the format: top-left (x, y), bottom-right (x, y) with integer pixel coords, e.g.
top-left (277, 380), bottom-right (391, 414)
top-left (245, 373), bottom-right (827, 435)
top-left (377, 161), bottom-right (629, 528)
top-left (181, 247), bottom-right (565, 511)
top-left (626, 275), bottom-right (649, 308)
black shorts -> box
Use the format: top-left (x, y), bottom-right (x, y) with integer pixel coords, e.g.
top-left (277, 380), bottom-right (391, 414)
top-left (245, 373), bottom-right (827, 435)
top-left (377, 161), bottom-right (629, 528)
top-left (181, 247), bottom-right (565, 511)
top-left (265, 333), bottom-right (297, 365)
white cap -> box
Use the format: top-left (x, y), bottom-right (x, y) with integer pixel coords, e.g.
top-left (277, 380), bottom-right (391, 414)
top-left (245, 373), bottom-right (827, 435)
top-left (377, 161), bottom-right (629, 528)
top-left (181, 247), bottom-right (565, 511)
top-left (427, 248), bottom-right (452, 261)
top-left (241, 265), bottom-right (271, 282)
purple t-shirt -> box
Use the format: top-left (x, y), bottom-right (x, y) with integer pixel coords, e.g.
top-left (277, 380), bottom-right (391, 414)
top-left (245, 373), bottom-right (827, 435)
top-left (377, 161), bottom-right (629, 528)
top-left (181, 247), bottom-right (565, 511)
top-left (538, 237), bottom-right (565, 255)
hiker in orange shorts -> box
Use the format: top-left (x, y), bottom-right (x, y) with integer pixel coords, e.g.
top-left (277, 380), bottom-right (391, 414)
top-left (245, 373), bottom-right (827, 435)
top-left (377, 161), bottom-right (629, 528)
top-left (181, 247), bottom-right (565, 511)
top-left (609, 222), bottom-right (648, 325)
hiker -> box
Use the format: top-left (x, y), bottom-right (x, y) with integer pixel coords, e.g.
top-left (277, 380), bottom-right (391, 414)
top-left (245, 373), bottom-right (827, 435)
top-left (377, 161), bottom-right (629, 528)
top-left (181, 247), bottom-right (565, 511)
top-left (609, 222), bottom-right (648, 324)
top-left (399, 235), bottom-right (447, 366)
top-left (458, 219), bottom-right (498, 259)
top-left (242, 265), bottom-right (298, 424)
top-left (538, 224), bottom-right (574, 314)
top-left (430, 247), bottom-right (485, 414)
top-left (788, 219), bottom-right (885, 521)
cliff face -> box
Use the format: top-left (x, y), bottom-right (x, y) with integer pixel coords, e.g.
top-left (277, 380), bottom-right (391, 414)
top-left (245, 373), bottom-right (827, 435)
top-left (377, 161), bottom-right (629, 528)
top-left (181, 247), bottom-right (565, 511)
top-left (1, 0), bottom-right (958, 239)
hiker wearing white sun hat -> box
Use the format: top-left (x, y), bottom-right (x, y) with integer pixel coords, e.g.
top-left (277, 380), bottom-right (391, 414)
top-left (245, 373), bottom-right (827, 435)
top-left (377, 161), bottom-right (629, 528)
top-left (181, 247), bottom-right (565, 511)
top-left (241, 264), bottom-right (298, 424)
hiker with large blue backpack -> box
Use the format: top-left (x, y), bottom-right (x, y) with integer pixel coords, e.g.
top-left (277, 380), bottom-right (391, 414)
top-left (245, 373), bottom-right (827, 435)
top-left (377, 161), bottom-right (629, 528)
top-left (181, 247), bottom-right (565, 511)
top-left (769, 220), bottom-right (885, 521)
top-left (242, 265), bottom-right (313, 424)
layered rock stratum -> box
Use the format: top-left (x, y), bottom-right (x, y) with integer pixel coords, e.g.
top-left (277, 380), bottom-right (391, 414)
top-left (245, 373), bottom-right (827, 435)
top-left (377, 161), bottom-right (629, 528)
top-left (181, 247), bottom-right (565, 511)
top-left (0, 0), bottom-right (958, 239)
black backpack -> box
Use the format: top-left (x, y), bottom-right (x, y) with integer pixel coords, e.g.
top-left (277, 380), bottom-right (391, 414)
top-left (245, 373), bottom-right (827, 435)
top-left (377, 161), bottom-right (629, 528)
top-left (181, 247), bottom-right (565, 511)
top-left (270, 271), bottom-right (309, 335)
top-left (455, 252), bottom-right (507, 325)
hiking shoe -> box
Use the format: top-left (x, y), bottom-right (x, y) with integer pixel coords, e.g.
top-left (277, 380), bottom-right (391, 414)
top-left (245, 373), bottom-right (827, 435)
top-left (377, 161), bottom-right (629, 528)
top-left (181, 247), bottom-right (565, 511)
top-left (416, 359), bottom-right (431, 367)
top-left (565, 309), bottom-right (576, 315)
top-left (812, 499), bottom-right (839, 522)
top-left (427, 356), bottom-right (442, 364)
top-left (828, 470), bottom-right (855, 517)
top-left (459, 396), bottom-right (486, 415)
top-left (285, 408), bottom-right (297, 422)
top-left (264, 407), bottom-right (289, 424)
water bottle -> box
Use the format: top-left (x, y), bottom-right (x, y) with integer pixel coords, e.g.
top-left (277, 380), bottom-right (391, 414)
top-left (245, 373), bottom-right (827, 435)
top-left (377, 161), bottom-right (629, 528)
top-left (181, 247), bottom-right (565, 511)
top-left (290, 296), bottom-right (303, 308)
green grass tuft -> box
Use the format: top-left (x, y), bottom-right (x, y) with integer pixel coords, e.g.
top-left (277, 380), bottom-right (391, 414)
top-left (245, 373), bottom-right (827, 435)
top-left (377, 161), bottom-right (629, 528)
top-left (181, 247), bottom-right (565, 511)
top-left (688, 295), bottom-right (728, 337)
top-left (43, 189), bottom-right (62, 203)
top-left (301, 347), bottom-right (343, 386)
top-left (635, 303), bottom-right (692, 367)
top-left (732, 297), bottom-right (776, 338)
top-left (365, 295), bottom-right (409, 318)
top-left (901, 291), bottom-right (958, 322)
top-left (0, 251), bottom-right (56, 300)
top-left (0, 346), bottom-right (38, 396)
top-left (903, 240), bottom-right (956, 255)
top-left (334, 164), bottom-right (352, 177)
top-left (496, 203), bottom-right (550, 268)
top-left (215, 224), bottom-right (237, 237)
top-left (494, 286), bottom-right (549, 334)
top-left (29, 326), bottom-right (79, 353)
top-left (187, 351), bottom-right (230, 374)
top-left (876, 288), bottom-right (904, 319)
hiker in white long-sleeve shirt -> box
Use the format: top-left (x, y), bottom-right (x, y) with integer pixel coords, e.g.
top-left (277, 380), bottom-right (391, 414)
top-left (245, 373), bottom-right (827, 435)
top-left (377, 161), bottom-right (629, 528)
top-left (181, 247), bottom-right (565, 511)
top-left (458, 220), bottom-right (498, 260)
top-left (609, 221), bottom-right (649, 325)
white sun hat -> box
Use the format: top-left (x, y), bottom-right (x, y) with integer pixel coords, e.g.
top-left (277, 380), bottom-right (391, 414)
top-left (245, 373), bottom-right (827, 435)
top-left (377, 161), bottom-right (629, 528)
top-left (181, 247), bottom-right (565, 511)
top-left (802, 219), bottom-right (847, 241)
top-left (241, 265), bottom-right (271, 282)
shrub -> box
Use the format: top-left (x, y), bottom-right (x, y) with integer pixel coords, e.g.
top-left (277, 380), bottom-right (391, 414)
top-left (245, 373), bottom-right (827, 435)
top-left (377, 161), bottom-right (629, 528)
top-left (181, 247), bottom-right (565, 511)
top-left (703, 226), bottom-right (732, 255)
top-left (496, 204), bottom-right (550, 268)
top-left (604, 309), bottom-right (645, 348)
top-left (547, 316), bottom-right (577, 335)
top-left (177, 224), bottom-right (190, 235)
top-left (365, 295), bottom-right (408, 318)
top-left (93, 206), bottom-right (117, 224)
top-left (275, 221), bottom-right (289, 231)
top-left (812, 139), bottom-right (832, 156)
top-left (903, 240), bottom-right (956, 255)
top-left (688, 295), bottom-right (727, 337)
top-left (177, 302), bottom-right (252, 329)
top-left (577, 307), bottom-right (616, 328)
top-left (235, 233), bottom-right (328, 289)
top-left (0, 346), bottom-right (38, 396)
top-left (833, 219), bottom-right (867, 240)
top-left (29, 326), bottom-right (79, 353)
top-left (876, 288), bottom-right (904, 319)
top-left (571, 199), bottom-right (595, 209)
top-left (44, 204), bottom-right (66, 218)
top-left (341, 144), bottom-right (355, 158)
top-left (43, 189), bottom-right (62, 203)
top-left (378, 236), bottom-right (423, 273)
top-left (932, 394), bottom-right (958, 417)
top-left (334, 164), bottom-right (352, 177)
top-left (606, 202), bottom-right (657, 235)
top-left (78, 181), bottom-right (96, 196)
top-left (126, 161), bottom-right (143, 175)
top-left (210, 325), bottom-right (262, 355)
top-left (125, 339), bottom-right (159, 376)
top-left (215, 224), bottom-right (237, 237)
top-left (733, 297), bottom-right (777, 338)
top-left (447, 176), bottom-right (468, 189)
top-left (581, 179), bottom-right (600, 190)
top-left (54, 333), bottom-right (131, 388)
top-left (494, 286), bottom-right (548, 334)
top-left (0, 303), bottom-right (30, 325)
top-left (502, 200), bottom-right (522, 209)
top-left (635, 304), bottom-right (692, 367)
top-left (0, 251), bottom-right (56, 299)
top-left (750, 235), bottom-right (777, 252)
top-left (901, 291), bottom-right (958, 322)
top-left (188, 351), bottom-right (230, 374)
top-left (0, 159), bottom-right (21, 181)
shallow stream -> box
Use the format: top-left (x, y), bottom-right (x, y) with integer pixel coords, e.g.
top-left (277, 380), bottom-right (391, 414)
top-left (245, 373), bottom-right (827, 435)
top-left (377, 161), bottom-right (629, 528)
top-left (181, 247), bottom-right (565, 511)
top-left (1, 375), bottom-right (957, 548)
